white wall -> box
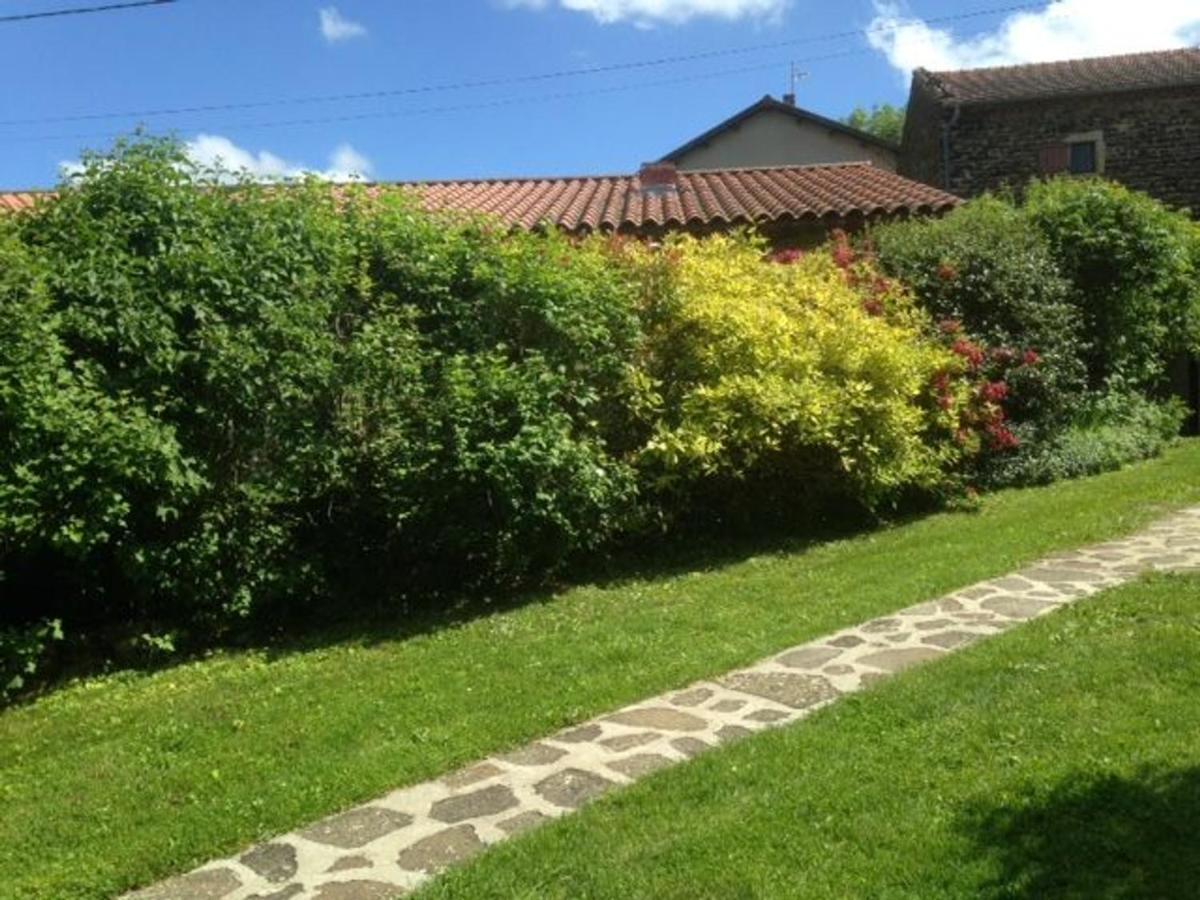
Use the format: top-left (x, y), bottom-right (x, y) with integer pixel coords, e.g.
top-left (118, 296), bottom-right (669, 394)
top-left (673, 109), bottom-right (897, 171)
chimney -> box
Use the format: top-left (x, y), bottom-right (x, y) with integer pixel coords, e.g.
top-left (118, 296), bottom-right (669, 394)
top-left (782, 92), bottom-right (796, 106)
top-left (638, 162), bottom-right (678, 196)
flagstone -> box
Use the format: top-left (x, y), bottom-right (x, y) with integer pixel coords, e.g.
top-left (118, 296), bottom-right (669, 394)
top-left (429, 784), bottom-right (518, 824)
top-left (534, 768), bottom-right (616, 809)
top-left (396, 825), bottom-right (485, 874)
top-left (298, 808), bottom-right (413, 850)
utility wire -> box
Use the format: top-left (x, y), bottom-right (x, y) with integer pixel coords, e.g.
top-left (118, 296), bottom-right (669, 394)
top-left (10, 51), bottom-right (870, 146)
top-left (0, 0), bottom-right (173, 23)
top-left (0, 1), bottom-right (1038, 127)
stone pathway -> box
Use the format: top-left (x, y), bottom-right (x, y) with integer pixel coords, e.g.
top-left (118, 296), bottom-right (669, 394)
top-left (127, 507), bottom-right (1200, 900)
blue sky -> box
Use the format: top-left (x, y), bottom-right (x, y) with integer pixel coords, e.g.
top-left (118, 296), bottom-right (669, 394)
top-left (1, 0), bottom-right (1197, 188)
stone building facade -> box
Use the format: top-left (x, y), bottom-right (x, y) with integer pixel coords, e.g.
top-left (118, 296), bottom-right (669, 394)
top-left (898, 48), bottom-right (1200, 214)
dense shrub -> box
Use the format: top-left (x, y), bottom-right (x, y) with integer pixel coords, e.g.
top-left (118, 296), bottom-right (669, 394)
top-left (630, 233), bottom-right (970, 516)
top-left (12, 141), bottom-right (354, 631)
top-left (872, 196), bottom-right (1085, 428)
top-left (1, 140), bottom-right (644, 683)
top-left (1025, 178), bottom-right (1200, 390)
top-left (328, 205), bottom-right (642, 591)
top-left (980, 392), bottom-right (1186, 488)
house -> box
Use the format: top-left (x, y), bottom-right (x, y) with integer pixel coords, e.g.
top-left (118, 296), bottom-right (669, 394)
top-left (898, 47), bottom-right (1200, 212)
top-left (659, 95), bottom-right (899, 172)
top-left (0, 162), bottom-right (959, 247)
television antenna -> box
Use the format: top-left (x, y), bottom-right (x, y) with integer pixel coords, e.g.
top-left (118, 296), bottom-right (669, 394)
top-left (784, 62), bottom-right (810, 104)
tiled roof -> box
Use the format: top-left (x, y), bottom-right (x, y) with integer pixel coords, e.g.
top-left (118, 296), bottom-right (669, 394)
top-left (924, 47), bottom-right (1200, 106)
top-left (409, 163), bottom-right (957, 233)
top-left (0, 163), bottom-right (960, 233)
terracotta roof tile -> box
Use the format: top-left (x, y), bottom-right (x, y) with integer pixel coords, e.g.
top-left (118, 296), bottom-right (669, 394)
top-left (925, 47), bottom-right (1200, 106)
top-left (0, 163), bottom-right (960, 233)
top-left (0, 192), bottom-right (43, 212)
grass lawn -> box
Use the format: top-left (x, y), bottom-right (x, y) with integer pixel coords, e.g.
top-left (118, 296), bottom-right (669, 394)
top-left (1, 441), bottom-right (1198, 899)
top-left (419, 572), bottom-right (1200, 900)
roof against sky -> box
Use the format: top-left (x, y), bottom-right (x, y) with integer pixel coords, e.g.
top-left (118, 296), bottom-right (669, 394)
top-left (1, 0), bottom-right (1198, 188)
top-left (923, 46), bottom-right (1200, 105)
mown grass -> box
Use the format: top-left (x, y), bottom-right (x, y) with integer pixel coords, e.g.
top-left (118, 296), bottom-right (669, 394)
top-left (2, 441), bottom-right (1199, 899)
top-left (421, 572), bottom-right (1200, 899)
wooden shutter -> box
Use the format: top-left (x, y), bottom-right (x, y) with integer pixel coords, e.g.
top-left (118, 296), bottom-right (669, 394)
top-left (1038, 144), bottom-right (1069, 174)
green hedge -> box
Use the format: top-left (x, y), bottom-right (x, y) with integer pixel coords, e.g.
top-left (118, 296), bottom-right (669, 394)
top-left (1025, 178), bottom-right (1200, 390)
top-left (1, 140), bottom-right (646, 693)
top-left (2, 141), bottom-right (1196, 697)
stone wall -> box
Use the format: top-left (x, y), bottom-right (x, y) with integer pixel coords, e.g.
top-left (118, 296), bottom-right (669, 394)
top-left (901, 85), bottom-right (1200, 214)
top-left (897, 76), bottom-right (948, 191)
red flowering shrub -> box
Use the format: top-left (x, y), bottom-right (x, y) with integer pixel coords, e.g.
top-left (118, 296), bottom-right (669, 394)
top-left (951, 338), bottom-right (985, 370)
top-left (821, 240), bottom-right (1024, 481)
top-left (830, 229), bottom-right (856, 270)
top-left (980, 381), bottom-right (1009, 404)
top-left (872, 195), bottom-right (1086, 430)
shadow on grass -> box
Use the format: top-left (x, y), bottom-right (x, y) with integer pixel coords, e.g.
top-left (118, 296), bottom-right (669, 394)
top-left (960, 766), bottom-right (1200, 899)
top-left (8, 501), bottom-right (901, 705)
top-left (256, 502), bottom-right (889, 654)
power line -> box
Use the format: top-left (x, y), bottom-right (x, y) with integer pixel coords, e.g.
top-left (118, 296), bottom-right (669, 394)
top-left (0, 1), bottom-right (1039, 127)
top-left (13, 54), bottom-right (858, 146)
top-left (0, 0), bottom-right (173, 23)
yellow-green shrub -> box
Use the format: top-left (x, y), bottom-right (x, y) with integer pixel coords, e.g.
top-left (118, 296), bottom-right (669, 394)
top-left (632, 233), bottom-right (968, 511)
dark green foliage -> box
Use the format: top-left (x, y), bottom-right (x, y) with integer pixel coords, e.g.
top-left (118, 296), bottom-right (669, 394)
top-left (1, 140), bottom-right (643, 682)
top-left (980, 393), bottom-right (1187, 488)
top-left (844, 103), bottom-right (906, 145)
top-left (872, 196), bottom-right (1086, 428)
top-left (1025, 177), bottom-right (1200, 390)
top-left (329, 210), bottom-right (641, 591)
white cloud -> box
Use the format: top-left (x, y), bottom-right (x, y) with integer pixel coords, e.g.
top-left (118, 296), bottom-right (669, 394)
top-left (59, 136), bottom-right (375, 183)
top-left (867, 0), bottom-right (1200, 77)
top-left (319, 6), bottom-right (367, 42)
top-left (186, 134), bottom-right (298, 179)
top-left (325, 143), bottom-right (375, 181)
top-left (185, 135), bottom-right (374, 181)
top-left (501, 0), bottom-right (786, 26)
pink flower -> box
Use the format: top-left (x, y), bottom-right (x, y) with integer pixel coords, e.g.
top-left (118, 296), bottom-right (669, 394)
top-left (1023, 349), bottom-right (1041, 367)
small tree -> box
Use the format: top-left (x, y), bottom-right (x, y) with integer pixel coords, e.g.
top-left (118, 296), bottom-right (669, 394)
top-left (844, 104), bottom-right (906, 145)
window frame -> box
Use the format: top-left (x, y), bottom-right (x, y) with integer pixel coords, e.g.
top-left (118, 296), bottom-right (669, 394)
top-left (1063, 130), bottom-right (1106, 176)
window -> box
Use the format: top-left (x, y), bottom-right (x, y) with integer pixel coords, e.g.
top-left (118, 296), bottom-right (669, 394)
top-left (1068, 141), bottom-right (1097, 174)
top-left (1039, 132), bottom-right (1105, 177)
